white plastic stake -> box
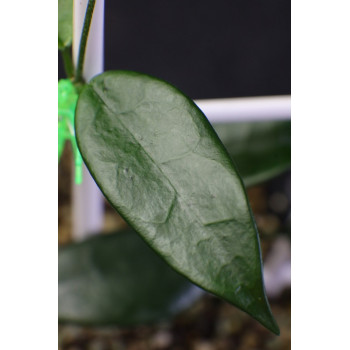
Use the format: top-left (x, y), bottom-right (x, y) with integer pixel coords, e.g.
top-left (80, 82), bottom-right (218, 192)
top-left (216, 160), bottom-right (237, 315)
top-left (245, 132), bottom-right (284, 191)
top-left (195, 95), bottom-right (291, 123)
top-left (72, 0), bottom-right (105, 240)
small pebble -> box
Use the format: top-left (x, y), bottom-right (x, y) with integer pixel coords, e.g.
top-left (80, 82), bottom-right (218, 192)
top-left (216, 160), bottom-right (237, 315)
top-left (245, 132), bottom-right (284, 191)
top-left (150, 330), bottom-right (173, 349)
top-left (269, 192), bottom-right (289, 213)
top-left (193, 340), bottom-right (215, 350)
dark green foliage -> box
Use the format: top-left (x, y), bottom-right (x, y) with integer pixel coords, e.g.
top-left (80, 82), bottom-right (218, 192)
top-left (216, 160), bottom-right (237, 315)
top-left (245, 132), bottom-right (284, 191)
top-left (75, 71), bottom-right (279, 334)
top-left (59, 229), bottom-right (200, 325)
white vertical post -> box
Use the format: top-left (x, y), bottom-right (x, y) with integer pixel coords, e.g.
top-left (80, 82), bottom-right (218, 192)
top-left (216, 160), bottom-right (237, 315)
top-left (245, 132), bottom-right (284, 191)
top-left (72, 0), bottom-right (105, 240)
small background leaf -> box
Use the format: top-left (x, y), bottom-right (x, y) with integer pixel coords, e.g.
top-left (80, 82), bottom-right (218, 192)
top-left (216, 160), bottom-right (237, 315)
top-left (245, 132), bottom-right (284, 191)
top-left (59, 229), bottom-right (202, 326)
top-left (58, 0), bottom-right (73, 50)
top-left (213, 121), bottom-right (291, 187)
top-left (76, 71), bottom-right (279, 334)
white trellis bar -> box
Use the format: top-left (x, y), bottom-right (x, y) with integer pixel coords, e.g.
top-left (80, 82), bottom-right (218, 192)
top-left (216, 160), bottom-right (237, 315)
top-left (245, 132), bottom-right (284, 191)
top-left (72, 0), bottom-right (105, 241)
top-left (195, 95), bottom-right (291, 123)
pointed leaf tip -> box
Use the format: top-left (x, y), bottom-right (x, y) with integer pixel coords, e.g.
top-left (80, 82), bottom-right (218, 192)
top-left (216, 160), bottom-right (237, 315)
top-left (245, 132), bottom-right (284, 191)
top-left (58, 0), bottom-right (73, 50)
top-left (76, 70), bottom-right (279, 333)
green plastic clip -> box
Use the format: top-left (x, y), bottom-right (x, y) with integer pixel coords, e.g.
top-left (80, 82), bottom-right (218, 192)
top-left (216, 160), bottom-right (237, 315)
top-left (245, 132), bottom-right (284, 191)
top-left (58, 79), bottom-right (83, 184)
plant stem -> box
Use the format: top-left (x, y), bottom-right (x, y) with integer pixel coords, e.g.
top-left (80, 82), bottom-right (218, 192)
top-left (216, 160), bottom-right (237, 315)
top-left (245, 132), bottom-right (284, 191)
top-left (74, 0), bottom-right (97, 84)
top-left (61, 47), bottom-right (75, 79)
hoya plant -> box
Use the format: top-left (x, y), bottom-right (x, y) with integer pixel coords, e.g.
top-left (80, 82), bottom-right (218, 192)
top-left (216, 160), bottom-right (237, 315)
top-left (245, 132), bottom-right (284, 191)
top-left (58, 0), bottom-right (290, 335)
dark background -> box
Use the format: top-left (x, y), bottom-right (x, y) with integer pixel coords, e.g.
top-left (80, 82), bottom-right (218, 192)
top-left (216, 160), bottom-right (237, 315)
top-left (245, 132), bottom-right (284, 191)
top-left (59, 0), bottom-right (290, 99)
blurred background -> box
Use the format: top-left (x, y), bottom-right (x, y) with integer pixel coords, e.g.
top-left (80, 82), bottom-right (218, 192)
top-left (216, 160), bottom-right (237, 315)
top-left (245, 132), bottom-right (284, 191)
top-left (58, 0), bottom-right (291, 349)
top-left (58, 0), bottom-right (291, 99)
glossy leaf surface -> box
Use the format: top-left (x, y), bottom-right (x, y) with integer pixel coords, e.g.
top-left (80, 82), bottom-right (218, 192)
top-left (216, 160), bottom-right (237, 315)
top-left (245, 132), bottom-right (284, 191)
top-left (58, 0), bottom-right (73, 50)
top-left (76, 71), bottom-right (279, 334)
top-left (59, 230), bottom-right (202, 325)
top-left (213, 121), bottom-right (291, 187)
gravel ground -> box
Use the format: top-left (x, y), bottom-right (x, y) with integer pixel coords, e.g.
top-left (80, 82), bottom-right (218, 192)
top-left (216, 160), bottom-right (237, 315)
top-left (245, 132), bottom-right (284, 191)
top-left (58, 291), bottom-right (290, 350)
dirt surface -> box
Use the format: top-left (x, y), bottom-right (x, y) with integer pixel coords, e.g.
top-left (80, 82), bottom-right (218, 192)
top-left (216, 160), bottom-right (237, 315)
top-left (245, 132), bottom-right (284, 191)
top-left (58, 150), bottom-right (291, 350)
top-left (58, 292), bottom-right (290, 350)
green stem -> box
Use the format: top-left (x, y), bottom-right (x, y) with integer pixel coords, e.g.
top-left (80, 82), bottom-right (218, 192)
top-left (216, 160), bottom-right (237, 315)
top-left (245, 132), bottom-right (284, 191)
top-left (74, 0), bottom-right (97, 84)
top-left (61, 47), bottom-right (75, 79)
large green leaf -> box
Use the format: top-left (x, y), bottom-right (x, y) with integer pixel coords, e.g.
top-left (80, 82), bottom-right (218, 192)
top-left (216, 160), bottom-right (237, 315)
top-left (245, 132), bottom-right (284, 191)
top-left (213, 121), bottom-right (291, 187)
top-left (75, 70), bottom-right (279, 334)
top-left (58, 0), bottom-right (73, 50)
top-left (59, 229), bottom-right (202, 325)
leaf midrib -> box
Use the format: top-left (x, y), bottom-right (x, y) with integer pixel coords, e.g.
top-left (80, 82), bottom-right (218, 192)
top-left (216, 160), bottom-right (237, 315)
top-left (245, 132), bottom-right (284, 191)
top-left (84, 84), bottom-right (255, 293)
